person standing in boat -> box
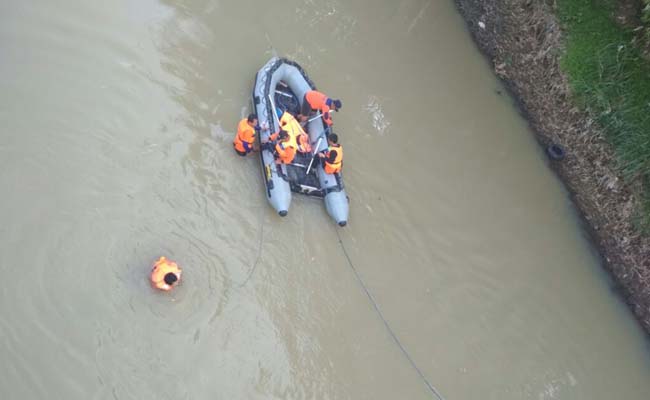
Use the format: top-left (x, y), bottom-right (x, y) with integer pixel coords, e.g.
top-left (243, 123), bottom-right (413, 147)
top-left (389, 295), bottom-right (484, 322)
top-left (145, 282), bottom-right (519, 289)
top-left (298, 90), bottom-right (342, 127)
top-left (233, 113), bottom-right (260, 156)
top-left (318, 133), bottom-right (343, 175)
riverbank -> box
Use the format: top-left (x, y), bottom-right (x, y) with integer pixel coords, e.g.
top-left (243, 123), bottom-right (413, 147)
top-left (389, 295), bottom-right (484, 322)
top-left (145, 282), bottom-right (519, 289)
top-left (453, 0), bottom-right (650, 333)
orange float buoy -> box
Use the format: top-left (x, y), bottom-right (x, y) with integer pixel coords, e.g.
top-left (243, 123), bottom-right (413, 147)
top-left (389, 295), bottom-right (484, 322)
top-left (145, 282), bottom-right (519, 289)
top-left (150, 256), bottom-right (182, 291)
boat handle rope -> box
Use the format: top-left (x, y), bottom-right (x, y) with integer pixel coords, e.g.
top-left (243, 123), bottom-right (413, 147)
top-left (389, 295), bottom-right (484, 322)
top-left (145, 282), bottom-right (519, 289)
top-left (235, 221), bottom-right (445, 399)
top-left (335, 228), bottom-right (446, 400)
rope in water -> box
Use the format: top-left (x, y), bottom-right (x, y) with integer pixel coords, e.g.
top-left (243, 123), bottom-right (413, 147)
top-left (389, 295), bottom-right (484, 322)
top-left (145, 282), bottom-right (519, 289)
top-left (236, 210), bottom-right (445, 399)
top-left (335, 229), bottom-right (446, 400)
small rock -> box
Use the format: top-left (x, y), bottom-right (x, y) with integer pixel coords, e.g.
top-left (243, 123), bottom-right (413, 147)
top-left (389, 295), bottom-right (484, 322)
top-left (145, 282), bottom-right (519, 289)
top-left (478, 21), bottom-right (486, 29)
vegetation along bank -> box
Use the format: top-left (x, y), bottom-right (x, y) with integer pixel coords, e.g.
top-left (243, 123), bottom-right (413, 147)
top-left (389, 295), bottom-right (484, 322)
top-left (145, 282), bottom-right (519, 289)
top-left (453, 0), bottom-right (650, 333)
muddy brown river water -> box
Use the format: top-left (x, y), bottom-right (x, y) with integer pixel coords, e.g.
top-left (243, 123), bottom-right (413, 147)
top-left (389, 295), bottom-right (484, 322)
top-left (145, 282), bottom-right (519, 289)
top-left (1, 0), bottom-right (650, 399)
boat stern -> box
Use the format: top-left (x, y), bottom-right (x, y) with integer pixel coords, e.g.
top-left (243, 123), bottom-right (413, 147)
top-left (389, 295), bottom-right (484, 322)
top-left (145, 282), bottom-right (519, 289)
top-left (325, 190), bottom-right (349, 226)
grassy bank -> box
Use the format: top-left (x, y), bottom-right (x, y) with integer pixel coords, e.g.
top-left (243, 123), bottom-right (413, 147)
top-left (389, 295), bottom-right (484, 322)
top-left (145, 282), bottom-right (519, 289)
top-left (454, 0), bottom-right (650, 334)
top-left (557, 0), bottom-right (650, 228)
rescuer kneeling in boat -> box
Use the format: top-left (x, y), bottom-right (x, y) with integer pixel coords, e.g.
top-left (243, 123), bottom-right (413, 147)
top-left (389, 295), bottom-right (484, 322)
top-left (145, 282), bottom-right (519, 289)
top-left (150, 256), bottom-right (182, 291)
top-left (233, 113), bottom-right (260, 156)
top-left (318, 133), bottom-right (343, 174)
top-left (265, 130), bottom-right (296, 165)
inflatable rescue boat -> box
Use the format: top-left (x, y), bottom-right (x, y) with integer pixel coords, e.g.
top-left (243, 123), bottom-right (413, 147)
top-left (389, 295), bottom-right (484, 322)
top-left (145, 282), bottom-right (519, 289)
top-left (252, 57), bottom-right (349, 226)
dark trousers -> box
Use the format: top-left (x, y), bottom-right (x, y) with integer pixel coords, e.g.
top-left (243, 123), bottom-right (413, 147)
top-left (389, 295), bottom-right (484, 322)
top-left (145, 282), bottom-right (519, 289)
top-left (301, 94), bottom-right (315, 116)
top-left (234, 147), bottom-right (248, 156)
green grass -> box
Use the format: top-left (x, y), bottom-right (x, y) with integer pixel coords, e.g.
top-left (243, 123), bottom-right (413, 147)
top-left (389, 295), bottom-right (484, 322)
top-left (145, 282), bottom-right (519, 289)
top-left (557, 0), bottom-right (650, 229)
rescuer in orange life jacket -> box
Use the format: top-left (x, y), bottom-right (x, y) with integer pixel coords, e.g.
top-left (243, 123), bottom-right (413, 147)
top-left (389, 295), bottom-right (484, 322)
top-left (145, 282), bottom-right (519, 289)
top-left (150, 256), bottom-right (182, 291)
top-left (233, 113), bottom-right (260, 156)
top-left (318, 133), bottom-right (343, 174)
top-left (298, 90), bottom-right (342, 127)
top-left (264, 129), bottom-right (296, 165)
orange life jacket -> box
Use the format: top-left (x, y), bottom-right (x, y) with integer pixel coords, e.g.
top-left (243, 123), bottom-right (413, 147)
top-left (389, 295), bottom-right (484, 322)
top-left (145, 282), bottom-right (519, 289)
top-left (324, 144), bottom-right (343, 174)
top-left (305, 91), bottom-right (333, 126)
top-left (233, 118), bottom-right (255, 153)
top-left (275, 140), bottom-right (296, 164)
top-left (150, 257), bottom-right (182, 291)
top-left (305, 90), bottom-right (327, 109)
top-left (296, 133), bottom-right (312, 153)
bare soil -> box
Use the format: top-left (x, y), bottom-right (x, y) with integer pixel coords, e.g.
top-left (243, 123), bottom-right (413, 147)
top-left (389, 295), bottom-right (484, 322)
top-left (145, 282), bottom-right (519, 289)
top-left (453, 0), bottom-right (650, 334)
